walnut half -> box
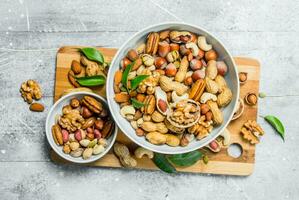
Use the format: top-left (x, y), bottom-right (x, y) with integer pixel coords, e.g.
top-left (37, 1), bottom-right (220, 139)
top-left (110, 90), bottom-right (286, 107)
top-left (240, 120), bottom-right (264, 144)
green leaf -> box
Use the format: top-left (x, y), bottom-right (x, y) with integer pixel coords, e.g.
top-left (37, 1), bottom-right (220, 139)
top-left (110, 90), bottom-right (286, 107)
top-left (131, 98), bottom-right (145, 109)
top-left (168, 150), bottom-right (203, 167)
top-left (153, 153), bottom-right (176, 173)
top-left (81, 47), bottom-right (104, 64)
top-left (264, 115), bottom-right (285, 141)
top-left (76, 75), bottom-right (106, 87)
top-left (131, 75), bottom-right (149, 90)
top-left (121, 62), bottom-right (133, 90)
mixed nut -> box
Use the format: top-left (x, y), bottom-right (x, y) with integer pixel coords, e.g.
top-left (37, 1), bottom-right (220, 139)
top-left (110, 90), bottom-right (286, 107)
top-left (52, 95), bottom-right (114, 160)
top-left (114, 30), bottom-right (233, 147)
top-left (20, 79), bottom-right (45, 112)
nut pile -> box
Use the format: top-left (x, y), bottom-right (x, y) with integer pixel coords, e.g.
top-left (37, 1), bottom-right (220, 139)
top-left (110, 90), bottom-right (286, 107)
top-left (20, 79), bottom-right (44, 112)
top-left (114, 30), bottom-right (233, 147)
top-left (52, 95), bottom-right (114, 160)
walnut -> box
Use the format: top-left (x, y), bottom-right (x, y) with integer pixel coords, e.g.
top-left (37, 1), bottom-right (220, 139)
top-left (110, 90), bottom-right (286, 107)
top-left (59, 108), bottom-right (85, 132)
top-left (137, 71), bottom-right (160, 94)
top-left (20, 80), bottom-right (42, 104)
top-left (188, 116), bottom-right (213, 140)
top-left (80, 56), bottom-right (106, 77)
top-left (240, 120), bottom-right (264, 144)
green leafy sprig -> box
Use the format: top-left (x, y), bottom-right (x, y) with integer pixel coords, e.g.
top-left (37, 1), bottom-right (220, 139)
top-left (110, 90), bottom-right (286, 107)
top-left (121, 62), bottom-right (149, 108)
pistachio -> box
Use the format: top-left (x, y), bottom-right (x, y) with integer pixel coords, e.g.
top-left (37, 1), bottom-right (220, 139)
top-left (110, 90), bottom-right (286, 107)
top-left (82, 148), bottom-right (93, 159)
top-left (141, 54), bottom-right (155, 67)
top-left (93, 144), bottom-right (105, 155)
top-left (70, 148), bottom-right (84, 157)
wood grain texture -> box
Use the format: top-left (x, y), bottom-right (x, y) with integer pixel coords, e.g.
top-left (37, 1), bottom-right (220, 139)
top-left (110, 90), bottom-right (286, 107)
top-left (50, 47), bottom-right (260, 176)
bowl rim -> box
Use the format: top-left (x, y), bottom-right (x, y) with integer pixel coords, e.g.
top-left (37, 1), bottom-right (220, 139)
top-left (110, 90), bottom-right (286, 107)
top-left (45, 91), bottom-right (118, 163)
top-left (106, 21), bottom-right (239, 154)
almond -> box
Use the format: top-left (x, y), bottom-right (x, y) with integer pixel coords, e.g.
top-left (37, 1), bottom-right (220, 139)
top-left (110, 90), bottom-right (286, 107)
top-left (71, 60), bottom-right (82, 74)
top-left (114, 93), bottom-right (130, 103)
top-left (29, 103), bottom-right (44, 112)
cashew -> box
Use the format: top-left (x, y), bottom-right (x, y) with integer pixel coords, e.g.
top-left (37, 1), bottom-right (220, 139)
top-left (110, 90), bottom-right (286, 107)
top-left (134, 147), bottom-right (154, 159)
top-left (128, 71), bottom-right (137, 80)
top-left (171, 91), bottom-right (189, 103)
top-left (220, 128), bottom-right (231, 146)
top-left (185, 42), bottom-right (199, 56)
top-left (120, 105), bottom-right (135, 118)
top-left (200, 92), bottom-right (217, 103)
top-left (197, 36), bottom-right (212, 51)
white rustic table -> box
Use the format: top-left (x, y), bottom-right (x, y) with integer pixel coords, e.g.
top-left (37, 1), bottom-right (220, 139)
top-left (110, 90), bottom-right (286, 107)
top-left (0, 0), bottom-right (298, 199)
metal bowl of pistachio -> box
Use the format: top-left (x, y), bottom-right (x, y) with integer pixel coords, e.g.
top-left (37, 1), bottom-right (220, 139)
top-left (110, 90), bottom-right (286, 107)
top-left (107, 22), bottom-right (239, 154)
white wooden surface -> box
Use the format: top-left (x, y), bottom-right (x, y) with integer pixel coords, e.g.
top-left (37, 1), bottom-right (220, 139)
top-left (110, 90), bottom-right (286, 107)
top-left (0, 0), bottom-right (298, 199)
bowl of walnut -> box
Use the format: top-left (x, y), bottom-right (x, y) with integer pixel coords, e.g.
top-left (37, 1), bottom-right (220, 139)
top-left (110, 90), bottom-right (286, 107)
top-left (46, 92), bottom-right (117, 163)
top-left (106, 22), bottom-right (239, 154)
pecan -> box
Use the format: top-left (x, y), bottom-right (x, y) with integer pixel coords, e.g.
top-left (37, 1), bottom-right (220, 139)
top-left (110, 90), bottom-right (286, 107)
top-left (141, 95), bottom-right (156, 114)
top-left (146, 32), bottom-right (159, 55)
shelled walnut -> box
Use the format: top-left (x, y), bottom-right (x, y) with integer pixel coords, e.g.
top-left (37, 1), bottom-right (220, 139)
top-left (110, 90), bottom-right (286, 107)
top-left (20, 80), bottom-right (42, 104)
top-left (240, 120), bottom-right (264, 144)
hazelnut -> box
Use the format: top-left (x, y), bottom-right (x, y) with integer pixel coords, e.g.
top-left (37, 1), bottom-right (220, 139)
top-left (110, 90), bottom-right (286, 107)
top-left (205, 111), bottom-right (213, 121)
top-left (184, 76), bottom-right (193, 86)
top-left (165, 63), bottom-right (177, 77)
top-left (197, 49), bottom-right (205, 59)
top-left (187, 52), bottom-right (193, 61)
top-left (190, 59), bottom-right (202, 70)
top-left (179, 44), bottom-right (191, 56)
top-left (127, 49), bottom-right (138, 61)
top-left (205, 50), bottom-right (218, 61)
top-left (136, 128), bottom-right (145, 136)
top-left (190, 33), bottom-right (197, 43)
top-left (245, 93), bottom-right (257, 106)
top-left (158, 41), bottom-right (170, 57)
top-left (154, 57), bottom-right (167, 69)
top-left (95, 119), bottom-right (104, 130)
top-left (136, 93), bottom-right (146, 102)
top-left (82, 106), bottom-right (93, 118)
top-left (200, 104), bottom-right (210, 114)
top-left (239, 72), bottom-right (248, 83)
top-left (191, 70), bottom-right (205, 81)
top-left (121, 57), bottom-right (131, 69)
top-left (132, 58), bottom-right (142, 70)
top-left (170, 43), bottom-right (179, 51)
top-left (70, 98), bottom-right (80, 108)
top-left (86, 127), bottom-right (93, 134)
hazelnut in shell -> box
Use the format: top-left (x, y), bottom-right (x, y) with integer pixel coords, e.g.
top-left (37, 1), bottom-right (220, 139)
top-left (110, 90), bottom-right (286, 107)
top-left (170, 43), bottom-right (179, 51)
top-left (239, 72), bottom-right (248, 84)
top-left (245, 93), bottom-right (257, 106)
top-left (154, 57), bottom-right (167, 69)
top-left (158, 41), bottom-right (170, 58)
top-left (127, 49), bottom-right (138, 61)
top-left (205, 50), bottom-right (218, 61)
top-left (165, 63), bottom-right (177, 77)
top-left (121, 57), bottom-right (131, 69)
top-left (190, 59), bottom-right (202, 71)
top-left (191, 70), bottom-right (205, 81)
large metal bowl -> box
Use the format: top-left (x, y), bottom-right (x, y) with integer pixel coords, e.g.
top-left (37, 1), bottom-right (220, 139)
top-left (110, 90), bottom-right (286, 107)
top-left (106, 22), bottom-right (239, 154)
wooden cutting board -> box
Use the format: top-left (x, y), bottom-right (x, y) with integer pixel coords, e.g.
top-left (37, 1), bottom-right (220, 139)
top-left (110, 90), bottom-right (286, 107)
top-left (51, 46), bottom-right (260, 176)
